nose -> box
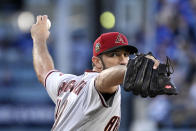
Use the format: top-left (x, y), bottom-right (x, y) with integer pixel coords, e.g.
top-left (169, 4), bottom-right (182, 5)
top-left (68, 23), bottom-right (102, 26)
top-left (119, 55), bottom-right (128, 65)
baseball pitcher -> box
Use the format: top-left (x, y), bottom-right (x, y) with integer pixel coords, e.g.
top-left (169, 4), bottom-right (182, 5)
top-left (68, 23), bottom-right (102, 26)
top-left (31, 15), bottom-right (177, 131)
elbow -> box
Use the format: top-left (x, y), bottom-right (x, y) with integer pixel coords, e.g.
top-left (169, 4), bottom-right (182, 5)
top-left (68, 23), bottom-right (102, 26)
top-left (34, 66), bottom-right (54, 86)
top-left (35, 69), bottom-right (48, 86)
top-left (37, 73), bottom-right (45, 85)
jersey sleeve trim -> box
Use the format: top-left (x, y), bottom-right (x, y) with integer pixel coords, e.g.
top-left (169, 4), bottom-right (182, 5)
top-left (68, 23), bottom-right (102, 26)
top-left (96, 90), bottom-right (109, 107)
top-left (44, 70), bottom-right (59, 88)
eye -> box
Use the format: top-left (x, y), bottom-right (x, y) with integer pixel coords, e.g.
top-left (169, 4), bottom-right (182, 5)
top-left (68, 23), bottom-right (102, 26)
top-left (107, 52), bottom-right (117, 57)
top-left (124, 52), bottom-right (129, 57)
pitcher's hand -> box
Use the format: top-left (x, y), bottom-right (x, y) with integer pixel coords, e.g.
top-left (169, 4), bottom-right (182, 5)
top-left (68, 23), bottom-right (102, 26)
top-left (31, 15), bottom-right (50, 42)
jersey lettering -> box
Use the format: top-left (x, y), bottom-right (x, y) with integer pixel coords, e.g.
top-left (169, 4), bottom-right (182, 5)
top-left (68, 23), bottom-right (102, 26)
top-left (56, 99), bottom-right (68, 120)
top-left (58, 80), bottom-right (86, 96)
top-left (104, 116), bottom-right (120, 131)
top-left (55, 99), bottom-right (62, 119)
top-left (73, 80), bottom-right (87, 95)
top-left (53, 99), bottom-right (68, 129)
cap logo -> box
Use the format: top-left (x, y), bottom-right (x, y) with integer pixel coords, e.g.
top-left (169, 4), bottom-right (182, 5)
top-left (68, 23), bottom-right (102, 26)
top-left (115, 33), bottom-right (125, 44)
top-left (95, 43), bottom-right (101, 53)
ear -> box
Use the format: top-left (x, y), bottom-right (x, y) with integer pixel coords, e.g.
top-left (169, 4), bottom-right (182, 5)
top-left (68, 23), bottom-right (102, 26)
top-left (92, 56), bottom-right (102, 69)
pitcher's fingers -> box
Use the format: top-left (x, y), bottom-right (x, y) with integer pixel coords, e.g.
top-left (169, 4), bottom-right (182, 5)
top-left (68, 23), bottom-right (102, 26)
top-left (145, 55), bottom-right (160, 69)
top-left (36, 15), bottom-right (42, 24)
top-left (42, 15), bottom-right (48, 23)
top-left (145, 55), bottom-right (155, 60)
top-left (153, 60), bottom-right (160, 69)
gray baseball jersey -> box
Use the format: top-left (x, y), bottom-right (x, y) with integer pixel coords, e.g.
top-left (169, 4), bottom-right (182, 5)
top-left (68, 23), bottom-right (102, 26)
top-left (44, 70), bottom-right (121, 131)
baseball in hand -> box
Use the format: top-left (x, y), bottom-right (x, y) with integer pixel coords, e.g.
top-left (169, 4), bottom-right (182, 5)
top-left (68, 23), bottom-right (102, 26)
top-left (47, 19), bottom-right (51, 29)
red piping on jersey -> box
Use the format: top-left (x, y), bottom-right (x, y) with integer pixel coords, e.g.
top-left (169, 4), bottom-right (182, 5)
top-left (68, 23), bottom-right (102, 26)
top-left (96, 90), bottom-right (109, 108)
top-left (44, 70), bottom-right (59, 88)
top-left (85, 70), bottom-right (97, 72)
top-left (86, 70), bottom-right (108, 107)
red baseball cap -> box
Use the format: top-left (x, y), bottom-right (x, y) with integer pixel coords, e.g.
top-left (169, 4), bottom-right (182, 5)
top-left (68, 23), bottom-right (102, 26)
top-left (93, 32), bottom-right (138, 56)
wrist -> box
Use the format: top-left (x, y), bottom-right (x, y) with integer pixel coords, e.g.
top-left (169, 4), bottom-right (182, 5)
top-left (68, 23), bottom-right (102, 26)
top-left (33, 38), bottom-right (47, 44)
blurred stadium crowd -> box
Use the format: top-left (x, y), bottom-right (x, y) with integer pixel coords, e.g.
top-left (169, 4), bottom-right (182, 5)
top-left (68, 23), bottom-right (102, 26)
top-left (148, 0), bottom-right (196, 129)
top-left (0, 0), bottom-right (195, 131)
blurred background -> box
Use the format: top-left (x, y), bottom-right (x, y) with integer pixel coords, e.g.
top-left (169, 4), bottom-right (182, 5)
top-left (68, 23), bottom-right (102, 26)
top-left (0, 0), bottom-right (196, 131)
